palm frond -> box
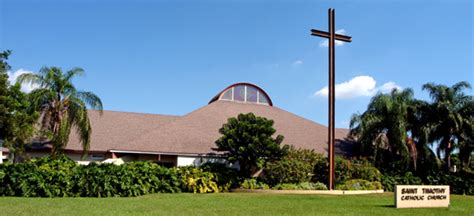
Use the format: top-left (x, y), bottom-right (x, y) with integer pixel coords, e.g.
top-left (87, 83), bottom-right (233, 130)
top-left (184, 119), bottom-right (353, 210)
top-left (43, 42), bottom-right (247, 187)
top-left (75, 91), bottom-right (103, 113)
top-left (28, 88), bottom-right (56, 111)
top-left (16, 73), bottom-right (45, 87)
top-left (452, 81), bottom-right (471, 93)
top-left (65, 67), bottom-right (85, 82)
top-left (68, 97), bottom-right (92, 154)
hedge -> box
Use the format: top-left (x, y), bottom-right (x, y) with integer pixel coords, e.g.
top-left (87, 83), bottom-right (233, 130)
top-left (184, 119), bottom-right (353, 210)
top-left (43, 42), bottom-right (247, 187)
top-left (426, 171), bottom-right (474, 195)
top-left (0, 156), bottom-right (220, 197)
top-left (273, 182), bottom-right (328, 190)
top-left (336, 179), bottom-right (382, 190)
top-left (264, 147), bottom-right (324, 186)
top-left (312, 157), bottom-right (382, 185)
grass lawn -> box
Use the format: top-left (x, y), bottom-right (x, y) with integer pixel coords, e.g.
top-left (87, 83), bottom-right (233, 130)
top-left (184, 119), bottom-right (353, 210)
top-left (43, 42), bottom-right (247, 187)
top-left (0, 192), bottom-right (472, 215)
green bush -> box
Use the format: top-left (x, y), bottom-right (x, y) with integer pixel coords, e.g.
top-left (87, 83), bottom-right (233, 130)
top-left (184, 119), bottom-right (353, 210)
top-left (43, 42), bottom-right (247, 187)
top-left (200, 162), bottom-right (240, 191)
top-left (378, 170), bottom-right (472, 195)
top-left (273, 183), bottom-right (299, 190)
top-left (73, 162), bottom-right (181, 197)
top-left (0, 156), bottom-right (222, 197)
top-left (380, 172), bottom-right (422, 192)
top-left (264, 147), bottom-right (324, 186)
top-left (426, 171), bottom-right (474, 195)
top-left (336, 179), bottom-right (382, 190)
top-left (240, 179), bottom-right (269, 190)
top-left (0, 155), bottom-right (76, 197)
top-left (313, 157), bottom-right (382, 185)
top-left (273, 182), bottom-right (328, 190)
top-left (177, 166), bottom-right (219, 193)
top-left (300, 182), bottom-right (328, 190)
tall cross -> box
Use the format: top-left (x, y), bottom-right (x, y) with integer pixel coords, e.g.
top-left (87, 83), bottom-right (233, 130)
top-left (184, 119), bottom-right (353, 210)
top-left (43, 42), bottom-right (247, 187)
top-left (310, 8), bottom-right (352, 190)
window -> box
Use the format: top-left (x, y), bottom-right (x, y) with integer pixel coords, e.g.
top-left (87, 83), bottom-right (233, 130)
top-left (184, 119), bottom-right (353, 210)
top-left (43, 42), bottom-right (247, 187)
top-left (234, 85), bottom-right (245, 102)
top-left (246, 86), bottom-right (258, 102)
top-left (258, 92), bottom-right (270, 104)
top-left (221, 88), bottom-right (233, 100)
top-left (215, 84), bottom-right (271, 106)
top-left (90, 154), bottom-right (104, 161)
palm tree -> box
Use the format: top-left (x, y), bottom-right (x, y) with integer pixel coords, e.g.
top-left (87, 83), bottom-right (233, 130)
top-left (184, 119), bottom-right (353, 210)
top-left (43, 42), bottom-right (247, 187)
top-left (422, 81), bottom-right (473, 171)
top-left (457, 98), bottom-right (473, 170)
top-left (17, 67), bottom-right (102, 157)
top-left (350, 89), bottom-right (416, 170)
top-left (406, 99), bottom-right (440, 174)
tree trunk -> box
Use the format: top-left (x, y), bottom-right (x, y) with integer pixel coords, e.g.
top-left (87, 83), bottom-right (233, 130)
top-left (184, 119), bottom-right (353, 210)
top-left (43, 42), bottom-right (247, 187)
top-left (436, 148), bottom-right (441, 162)
top-left (445, 149), bottom-right (451, 172)
top-left (8, 152), bottom-right (15, 163)
top-left (444, 140), bottom-right (452, 172)
top-left (466, 155), bottom-right (471, 170)
top-left (459, 146), bottom-right (472, 171)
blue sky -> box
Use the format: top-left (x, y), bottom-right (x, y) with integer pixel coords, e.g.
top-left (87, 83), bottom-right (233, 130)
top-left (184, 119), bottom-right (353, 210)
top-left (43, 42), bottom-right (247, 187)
top-left (1, 0), bottom-right (472, 128)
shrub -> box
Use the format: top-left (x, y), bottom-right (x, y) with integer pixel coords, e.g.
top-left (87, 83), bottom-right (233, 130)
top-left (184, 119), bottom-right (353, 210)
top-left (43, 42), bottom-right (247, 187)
top-left (240, 179), bottom-right (269, 190)
top-left (0, 156), bottom-right (223, 197)
top-left (177, 166), bottom-right (219, 193)
top-left (380, 172), bottom-right (422, 192)
top-left (336, 179), bottom-right (382, 190)
top-left (313, 157), bottom-right (382, 185)
top-left (0, 155), bottom-right (76, 197)
top-left (380, 170), bottom-right (473, 194)
top-left (306, 182), bottom-right (328, 190)
top-left (426, 171), bottom-right (474, 195)
top-left (73, 162), bottom-right (181, 197)
top-left (273, 183), bottom-right (299, 190)
top-left (273, 182), bottom-right (328, 190)
top-left (200, 162), bottom-right (240, 191)
top-left (348, 160), bottom-right (382, 182)
top-left (264, 147), bottom-right (324, 186)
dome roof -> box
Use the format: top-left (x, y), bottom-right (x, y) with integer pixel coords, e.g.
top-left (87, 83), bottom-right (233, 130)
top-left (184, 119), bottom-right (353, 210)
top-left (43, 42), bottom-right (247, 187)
top-left (208, 83), bottom-right (273, 106)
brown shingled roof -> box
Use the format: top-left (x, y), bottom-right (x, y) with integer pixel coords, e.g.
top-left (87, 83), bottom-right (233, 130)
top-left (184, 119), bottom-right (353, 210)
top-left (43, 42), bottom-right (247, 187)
top-left (65, 101), bottom-right (353, 156)
top-left (66, 110), bottom-right (179, 152)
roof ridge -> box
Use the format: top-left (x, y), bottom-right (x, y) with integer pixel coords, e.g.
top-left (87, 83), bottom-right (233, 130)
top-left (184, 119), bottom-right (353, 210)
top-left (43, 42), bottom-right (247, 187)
top-left (88, 109), bottom-right (181, 118)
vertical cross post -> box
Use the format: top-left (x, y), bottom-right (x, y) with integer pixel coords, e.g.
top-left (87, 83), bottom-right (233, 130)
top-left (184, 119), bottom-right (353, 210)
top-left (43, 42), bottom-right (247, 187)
top-left (310, 8), bottom-right (352, 190)
top-left (328, 8), bottom-right (336, 191)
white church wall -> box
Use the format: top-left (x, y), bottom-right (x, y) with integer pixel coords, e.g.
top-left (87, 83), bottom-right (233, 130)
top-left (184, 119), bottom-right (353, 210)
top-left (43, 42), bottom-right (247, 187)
top-left (177, 156), bottom-right (197, 167)
top-left (177, 156), bottom-right (229, 167)
top-left (0, 151), bottom-right (4, 164)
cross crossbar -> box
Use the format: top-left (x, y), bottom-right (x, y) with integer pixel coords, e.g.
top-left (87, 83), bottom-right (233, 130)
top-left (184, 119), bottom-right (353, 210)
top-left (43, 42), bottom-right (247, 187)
top-left (310, 29), bottom-right (352, 42)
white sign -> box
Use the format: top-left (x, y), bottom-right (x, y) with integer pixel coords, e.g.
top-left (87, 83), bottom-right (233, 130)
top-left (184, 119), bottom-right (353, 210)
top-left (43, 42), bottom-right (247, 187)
top-left (395, 185), bottom-right (450, 208)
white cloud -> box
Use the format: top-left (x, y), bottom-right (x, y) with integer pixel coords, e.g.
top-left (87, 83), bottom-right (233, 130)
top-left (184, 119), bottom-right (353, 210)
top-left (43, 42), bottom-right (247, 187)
top-left (292, 60), bottom-right (304, 66)
top-left (313, 75), bottom-right (402, 99)
top-left (378, 81), bottom-right (402, 93)
top-left (319, 29), bottom-right (348, 47)
top-left (7, 69), bottom-right (39, 93)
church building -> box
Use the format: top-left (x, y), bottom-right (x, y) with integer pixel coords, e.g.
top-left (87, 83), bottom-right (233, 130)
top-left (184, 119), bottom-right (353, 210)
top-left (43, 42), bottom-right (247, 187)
top-left (1, 83), bottom-right (352, 165)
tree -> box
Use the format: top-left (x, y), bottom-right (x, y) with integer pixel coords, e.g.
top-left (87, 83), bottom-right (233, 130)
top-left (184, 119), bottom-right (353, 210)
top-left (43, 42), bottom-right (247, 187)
top-left (422, 81), bottom-right (473, 171)
top-left (0, 50), bottom-right (12, 140)
top-left (350, 89), bottom-right (420, 170)
top-left (0, 50), bottom-right (38, 162)
top-left (17, 67), bottom-right (103, 158)
top-left (3, 84), bottom-right (38, 162)
top-left (405, 99), bottom-right (440, 175)
top-left (215, 113), bottom-right (289, 177)
top-left (457, 98), bottom-right (473, 170)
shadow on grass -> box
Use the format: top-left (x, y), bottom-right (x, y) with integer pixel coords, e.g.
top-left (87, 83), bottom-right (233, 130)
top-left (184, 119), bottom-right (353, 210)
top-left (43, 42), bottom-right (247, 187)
top-left (376, 204), bottom-right (395, 208)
